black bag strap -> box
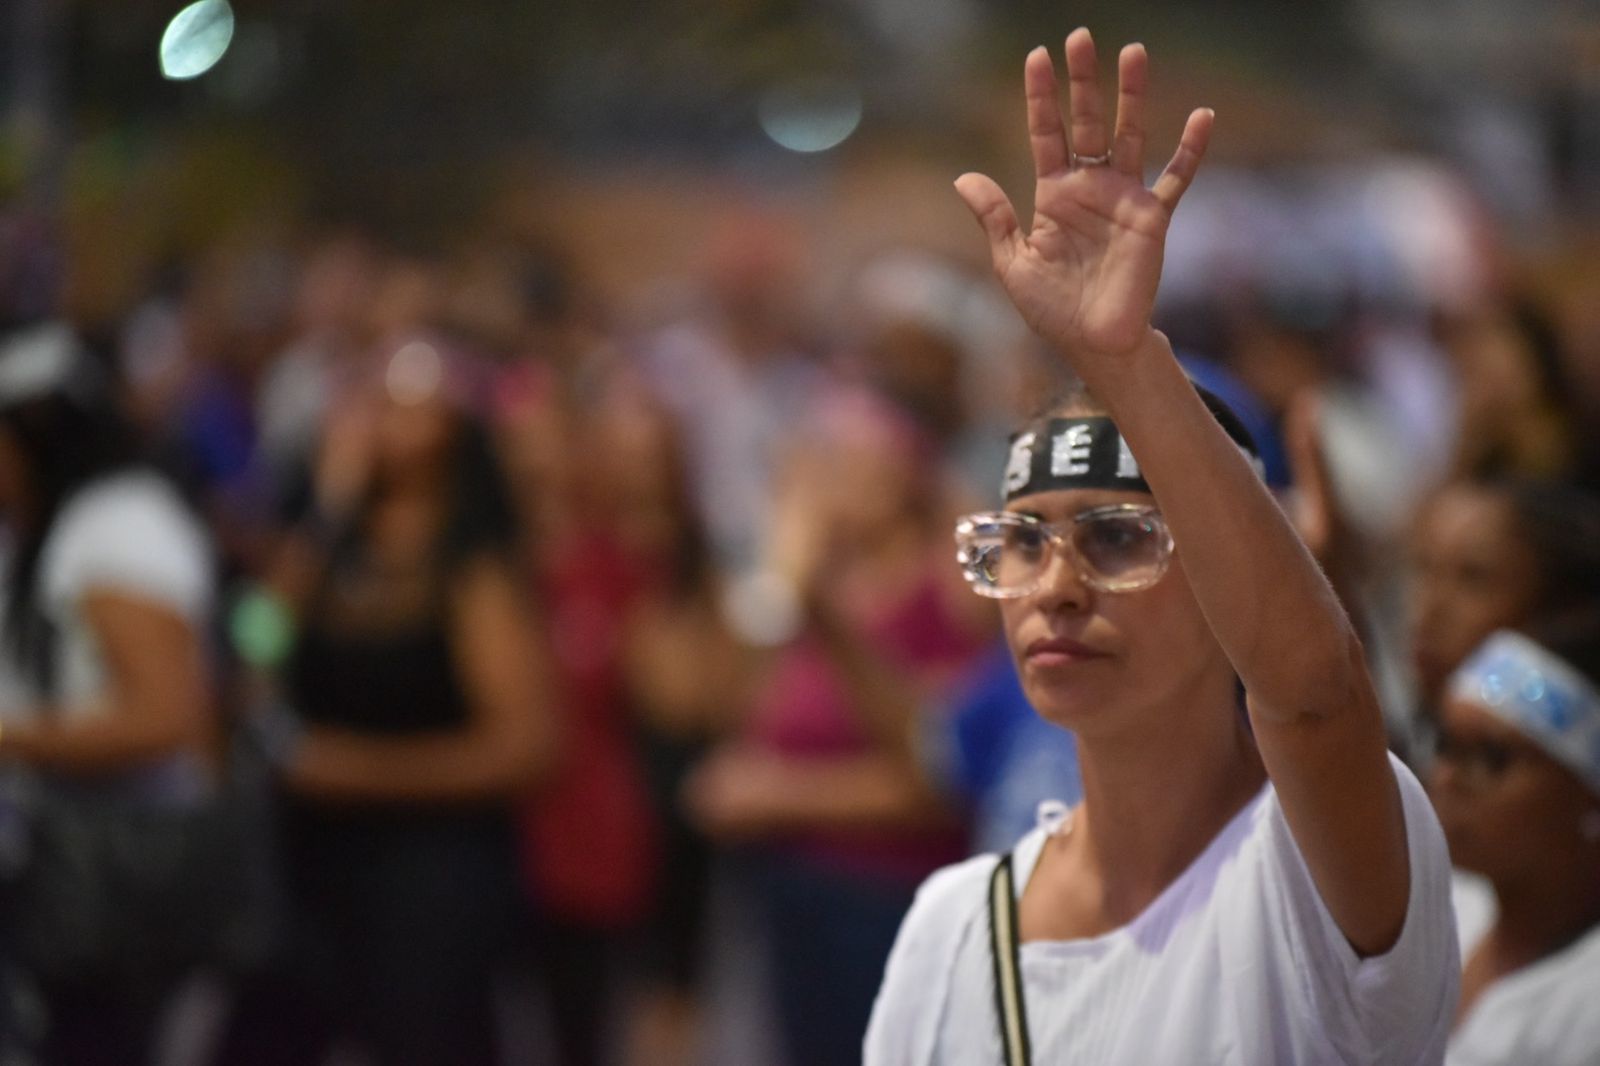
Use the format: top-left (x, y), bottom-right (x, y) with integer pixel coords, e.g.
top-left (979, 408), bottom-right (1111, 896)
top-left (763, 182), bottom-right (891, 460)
top-left (988, 853), bottom-right (1032, 1066)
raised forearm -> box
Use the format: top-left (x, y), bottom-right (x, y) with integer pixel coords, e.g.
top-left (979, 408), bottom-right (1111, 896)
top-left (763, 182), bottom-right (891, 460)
top-left (1083, 330), bottom-right (1368, 724)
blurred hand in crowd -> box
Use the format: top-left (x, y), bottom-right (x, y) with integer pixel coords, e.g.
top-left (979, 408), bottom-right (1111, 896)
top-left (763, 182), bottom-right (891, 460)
top-left (312, 393), bottom-right (378, 518)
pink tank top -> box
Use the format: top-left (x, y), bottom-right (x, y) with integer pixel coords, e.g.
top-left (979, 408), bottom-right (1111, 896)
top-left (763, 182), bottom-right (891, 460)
top-left (748, 564), bottom-right (980, 883)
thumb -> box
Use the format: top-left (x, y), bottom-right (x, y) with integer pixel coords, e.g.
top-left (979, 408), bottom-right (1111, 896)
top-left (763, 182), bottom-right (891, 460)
top-left (954, 173), bottom-right (1022, 277)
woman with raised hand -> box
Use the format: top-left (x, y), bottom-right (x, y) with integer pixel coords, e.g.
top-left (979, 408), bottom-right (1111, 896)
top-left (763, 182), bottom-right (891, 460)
top-left (864, 30), bottom-right (1458, 1065)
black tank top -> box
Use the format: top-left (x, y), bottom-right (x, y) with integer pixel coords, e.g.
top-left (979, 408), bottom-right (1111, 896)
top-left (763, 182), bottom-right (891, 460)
top-left (289, 619), bottom-right (469, 736)
top-left (282, 563), bottom-right (514, 847)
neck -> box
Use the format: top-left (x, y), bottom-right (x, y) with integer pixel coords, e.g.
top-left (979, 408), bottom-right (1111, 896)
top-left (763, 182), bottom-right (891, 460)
top-left (1069, 679), bottom-right (1265, 921)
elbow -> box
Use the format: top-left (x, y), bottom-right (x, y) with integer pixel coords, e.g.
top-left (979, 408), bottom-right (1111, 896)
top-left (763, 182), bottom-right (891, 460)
top-left (1297, 627), bottom-right (1376, 720)
top-left (1254, 624), bottom-right (1379, 728)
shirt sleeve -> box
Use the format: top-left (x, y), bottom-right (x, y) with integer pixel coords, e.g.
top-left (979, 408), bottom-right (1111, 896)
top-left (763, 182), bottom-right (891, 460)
top-left (864, 855), bottom-right (991, 1066)
top-left (1264, 752), bottom-right (1460, 1065)
top-left (44, 477), bottom-right (214, 622)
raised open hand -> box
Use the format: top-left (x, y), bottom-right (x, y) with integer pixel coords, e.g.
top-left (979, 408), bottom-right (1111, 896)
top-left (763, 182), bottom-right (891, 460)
top-left (956, 29), bottom-right (1212, 359)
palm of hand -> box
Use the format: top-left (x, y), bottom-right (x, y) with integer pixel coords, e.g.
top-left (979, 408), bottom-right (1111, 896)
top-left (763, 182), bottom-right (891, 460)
top-left (1010, 171), bottom-right (1173, 357)
top-left (956, 32), bottom-right (1211, 360)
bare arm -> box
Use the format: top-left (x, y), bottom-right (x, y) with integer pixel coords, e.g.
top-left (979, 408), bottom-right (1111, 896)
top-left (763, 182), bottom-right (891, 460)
top-left (0, 592), bottom-right (212, 772)
top-left (954, 31), bottom-right (1406, 955)
top-left (284, 555), bottom-right (556, 803)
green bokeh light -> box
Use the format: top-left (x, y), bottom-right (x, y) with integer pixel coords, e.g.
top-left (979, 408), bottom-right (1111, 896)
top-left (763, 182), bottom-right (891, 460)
top-left (229, 585), bottom-right (295, 669)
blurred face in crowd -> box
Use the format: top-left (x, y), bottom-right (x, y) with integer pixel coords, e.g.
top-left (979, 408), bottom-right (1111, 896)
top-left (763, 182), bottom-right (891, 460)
top-left (370, 341), bottom-right (459, 486)
top-left (1441, 309), bottom-right (1547, 423)
top-left (824, 440), bottom-right (923, 546)
top-left (373, 393), bottom-right (456, 484)
top-left (807, 396), bottom-right (931, 548)
top-left (1429, 695), bottom-right (1597, 883)
top-left (996, 486), bottom-right (1233, 740)
top-left (586, 389), bottom-right (693, 550)
top-left (1410, 485), bottom-right (1540, 705)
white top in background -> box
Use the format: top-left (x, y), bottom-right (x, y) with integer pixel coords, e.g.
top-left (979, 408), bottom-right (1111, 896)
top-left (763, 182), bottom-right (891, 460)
top-left (1447, 872), bottom-right (1600, 1066)
top-left (0, 470), bottom-right (212, 718)
top-left (0, 471), bottom-right (213, 801)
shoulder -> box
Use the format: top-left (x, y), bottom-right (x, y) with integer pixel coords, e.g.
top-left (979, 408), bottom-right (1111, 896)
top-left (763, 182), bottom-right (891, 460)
top-left (900, 849), bottom-right (1000, 940)
top-left (866, 849), bottom-right (1004, 1066)
top-left (1252, 753), bottom-right (1458, 1061)
top-left (53, 472), bottom-right (203, 542)
top-left (44, 472), bottom-right (213, 616)
top-left (1257, 753), bottom-right (1451, 892)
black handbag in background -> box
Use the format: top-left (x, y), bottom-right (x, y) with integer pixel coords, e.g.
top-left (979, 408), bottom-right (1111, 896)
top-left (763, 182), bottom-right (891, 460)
top-left (0, 761), bottom-right (279, 987)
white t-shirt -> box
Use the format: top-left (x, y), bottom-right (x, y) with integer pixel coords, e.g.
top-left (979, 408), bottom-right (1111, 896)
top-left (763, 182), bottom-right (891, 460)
top-left (865, 753), bottom-right (1458, 1066)
top-left (0, 471), bottom-right (212, 798)
top-left (1447, 873), bottom-right (1600, 1065)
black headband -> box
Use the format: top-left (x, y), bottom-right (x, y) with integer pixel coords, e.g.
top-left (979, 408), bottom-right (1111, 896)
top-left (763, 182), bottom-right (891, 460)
top-left (1002, 388), bottom-right (1263, 502)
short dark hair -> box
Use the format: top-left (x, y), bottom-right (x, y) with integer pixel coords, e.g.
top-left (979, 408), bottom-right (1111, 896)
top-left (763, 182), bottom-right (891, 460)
top-left (1490, 479), bottom-right (1600, 618)
top-left (1017, 377), bottom-right (1261, 464)
top-left (1519, 610), bottom-right (1600, 694)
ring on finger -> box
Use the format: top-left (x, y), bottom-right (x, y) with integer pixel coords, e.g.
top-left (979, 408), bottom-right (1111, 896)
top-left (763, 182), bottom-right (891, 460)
top-left (1072, 150), bottom-right (1113, 167)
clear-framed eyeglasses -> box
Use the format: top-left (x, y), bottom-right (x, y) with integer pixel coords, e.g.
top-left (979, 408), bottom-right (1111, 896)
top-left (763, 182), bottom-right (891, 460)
top-left (954, 504), bottom-right (1174, 598)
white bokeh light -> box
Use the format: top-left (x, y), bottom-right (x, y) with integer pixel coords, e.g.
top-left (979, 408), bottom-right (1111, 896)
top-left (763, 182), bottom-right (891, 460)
top-left (757, 80), bottom-right (863, 154)
top-left (160, 0), bottom-right (236, 81)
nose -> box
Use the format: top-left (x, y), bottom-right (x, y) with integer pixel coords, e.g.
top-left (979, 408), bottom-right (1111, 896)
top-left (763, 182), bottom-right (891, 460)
top-left (1031, 543), bottom-right (1093, 613)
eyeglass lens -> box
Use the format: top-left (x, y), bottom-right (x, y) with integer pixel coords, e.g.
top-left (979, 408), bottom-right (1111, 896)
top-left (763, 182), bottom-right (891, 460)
top-left (978, 512), bottom-right (1165, 592)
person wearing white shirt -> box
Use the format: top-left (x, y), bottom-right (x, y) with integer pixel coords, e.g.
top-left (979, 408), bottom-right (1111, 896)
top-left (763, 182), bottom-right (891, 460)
top-left (1432, 625), bottom-right (1600, 1065)
top-left (865, 29), bottom-right (1458, 1065)
top-left (0, 321), bottom-right (216, 1066)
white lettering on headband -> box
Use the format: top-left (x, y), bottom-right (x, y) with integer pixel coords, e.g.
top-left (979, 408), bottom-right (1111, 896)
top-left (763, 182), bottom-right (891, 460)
top-left (1449, 630), bottom-right (1600, 797)
top-left (1002, 416), bottom-right (1264, 503)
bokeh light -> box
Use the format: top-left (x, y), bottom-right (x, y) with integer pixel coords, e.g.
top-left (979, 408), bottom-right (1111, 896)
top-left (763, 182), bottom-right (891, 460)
top-left (159, 0), bottom-right (236, 81)
top-left (757, 80), bottom-right (864, 154)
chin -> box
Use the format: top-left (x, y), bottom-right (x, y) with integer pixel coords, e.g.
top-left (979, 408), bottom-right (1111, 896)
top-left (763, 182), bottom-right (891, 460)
top-left (1019, 669), bottom-right (1115, 731)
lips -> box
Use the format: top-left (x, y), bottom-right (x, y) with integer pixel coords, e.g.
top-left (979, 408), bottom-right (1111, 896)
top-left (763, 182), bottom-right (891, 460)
top-left (1025, 635), bottom-right (1108, 665)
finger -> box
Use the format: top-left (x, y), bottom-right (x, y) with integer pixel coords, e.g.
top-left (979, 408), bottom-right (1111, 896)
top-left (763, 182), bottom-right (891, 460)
top-left (1111, 43), bottom-right (1148, 177)
top-left (1152, 107), bottom-right (1214, 213)
top-left (1064, 27), bottom-right (1109, 163)
top-left (1024, 46), bottom-right (1070, 178)
top-left (954, 173), bottom-right (1022, 276)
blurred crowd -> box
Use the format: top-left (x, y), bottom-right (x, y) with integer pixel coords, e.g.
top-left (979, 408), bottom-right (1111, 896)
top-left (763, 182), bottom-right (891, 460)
top-left (0, 143), bottom-right (1598, 1066)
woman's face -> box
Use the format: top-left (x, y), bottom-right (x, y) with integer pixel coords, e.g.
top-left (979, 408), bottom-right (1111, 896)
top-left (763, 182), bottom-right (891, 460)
top-left (1409, 486), bottom-right (1540, 705)
top-left (372, 391), bottom-right (457, 482)
top-left (820, 434), bottom-right (923, 543)
top-left (996, 487), bottom-right (1232, 738)
top-left (586, 396), bottom-right (692, 546)
top-left (1429, 696), bottom-right (1595, 882)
